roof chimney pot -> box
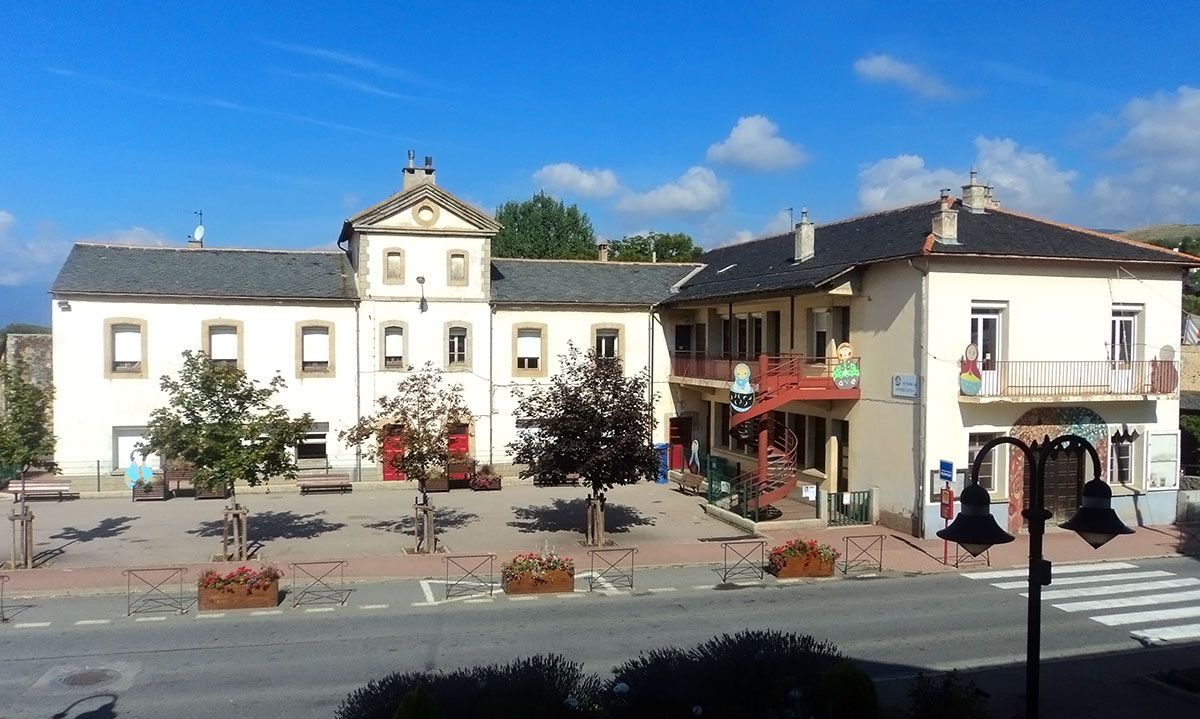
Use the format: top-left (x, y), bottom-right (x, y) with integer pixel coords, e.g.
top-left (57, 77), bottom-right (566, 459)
top-left (597, 239), bottom-right (610, 262)
top-left (794, 207), bottom-right (814, 262)
top-left (961, 169), bottom-right (989, 213)
top-left (932, 196), bottom-right (959, 244)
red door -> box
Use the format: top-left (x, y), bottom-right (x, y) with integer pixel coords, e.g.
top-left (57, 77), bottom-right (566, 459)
top-left (447, 424), bottom-right (470, 479)
top-left (382, 426), bottom-right (406, 481)
top-left (668, 417), bottom-right (693, 470)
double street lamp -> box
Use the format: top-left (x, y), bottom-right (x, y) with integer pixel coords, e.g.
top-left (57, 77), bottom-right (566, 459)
top-left (938, 434), bottom-right (1134, 719)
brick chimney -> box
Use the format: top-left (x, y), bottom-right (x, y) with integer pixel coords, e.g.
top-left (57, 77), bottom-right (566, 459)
top-left (961, 169), bottom-right (988, 213)
top-left (597, 239), bottom-right (610, 262)
top-left (932, 189), bottom-right (959, 244)
top-left (794, 208), bottom-right (814, 262)
top-left (402, 150), bottom-right (437, 190)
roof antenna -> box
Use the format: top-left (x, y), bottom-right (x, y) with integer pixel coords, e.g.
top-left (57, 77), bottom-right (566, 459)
top-left (188, 210), bottom-right (205, 248)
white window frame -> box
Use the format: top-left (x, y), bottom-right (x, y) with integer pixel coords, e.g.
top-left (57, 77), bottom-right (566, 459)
top-left (596, 329), bottom-right (619, 359)
top-left (383, 326), bottom-right (405, 369)
top-left (448, 326), bottom-right (468, 366)
top-left (1146, 430), bottom-right (1180, 489)
top-left (516, 328), bottom-right (541, 370)
top-left (208, 325), bottom-right (239, 365)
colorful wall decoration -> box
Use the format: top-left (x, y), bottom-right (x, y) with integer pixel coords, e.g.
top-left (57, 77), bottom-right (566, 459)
top-left (959, 343), bottom-right (982, 396)
top-left (729, 362), bottom-right (755, 413)
top-left (1006, 406), bottom-right (1109, 533)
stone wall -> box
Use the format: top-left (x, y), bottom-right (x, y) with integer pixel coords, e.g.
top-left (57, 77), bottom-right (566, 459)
top-left (1182, 345), bottom-right (1200, 392)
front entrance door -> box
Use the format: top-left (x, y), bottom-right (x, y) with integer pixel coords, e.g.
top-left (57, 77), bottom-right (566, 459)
top-left (382, 425), bottom-right (405, 481)
top-left (971, 308), bottom-right (1003, 395)
top-left (669, 416), bottom-right (694, 470)
top-left (1026, 450), bottom-right (1083, 522)
top-left (447, 423), bottom-right (470, 479)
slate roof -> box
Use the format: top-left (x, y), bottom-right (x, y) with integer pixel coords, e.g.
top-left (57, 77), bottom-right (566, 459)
top-left (668, 200), bottom-right (1197, 304)
top-left (490, 258), bottom-right (698, 305)
top-left (52, 244), bottom-right (358, 300)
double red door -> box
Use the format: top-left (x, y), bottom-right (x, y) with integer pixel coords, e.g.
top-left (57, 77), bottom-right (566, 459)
top-left (382, 424), bottom-right (471, 480)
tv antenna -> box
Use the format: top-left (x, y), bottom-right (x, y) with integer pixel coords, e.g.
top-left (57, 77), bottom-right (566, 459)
top-left (187, 210), bottom-right (204, 244)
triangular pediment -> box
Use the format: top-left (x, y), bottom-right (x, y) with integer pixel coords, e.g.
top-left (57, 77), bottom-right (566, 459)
top-left (348, 183), bottom-right (501, 237)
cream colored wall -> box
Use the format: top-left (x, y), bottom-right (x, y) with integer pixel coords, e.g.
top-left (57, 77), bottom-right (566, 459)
top-left (358, 231), bottom-right (490, 302)
top-left (51, 296), bottom-right (360, 476)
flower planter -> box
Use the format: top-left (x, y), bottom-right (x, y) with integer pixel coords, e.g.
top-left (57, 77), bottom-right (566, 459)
top-left (502, 568), bottom-right (575, 595)
top-left (768, 555), bottom-right (835, 578)
top-left (198, 579), bottom-right (280, 611)
top-left (470, 475), bottom-right (502, 491)
top-left (132, 480), bottom-right (170, 501)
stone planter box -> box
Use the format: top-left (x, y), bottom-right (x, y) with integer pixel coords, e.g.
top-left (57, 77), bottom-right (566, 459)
top-left (502, 568), bottom-right (575, 595)
top-left (198, 580), bottom-right (279, 611)
top-left (768, 555), bottom-right (835, 578)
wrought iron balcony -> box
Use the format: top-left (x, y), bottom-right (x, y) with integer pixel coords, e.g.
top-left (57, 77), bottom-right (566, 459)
top-left (958, 359), bottom-right (1179, 400)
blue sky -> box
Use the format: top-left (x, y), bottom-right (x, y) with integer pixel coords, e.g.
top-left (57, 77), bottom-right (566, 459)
top-left (3, 2), bottom-right (1199, 326)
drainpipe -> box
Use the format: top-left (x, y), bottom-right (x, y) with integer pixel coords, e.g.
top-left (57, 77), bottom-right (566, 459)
top-left (909, 258), bottom-right (930, 538)
top-left (488, 304), bottom-right (495, 467)
top-left (648, 304), bottom-right (657, 445)
top-left (354, 301), bottom-right (362, 482)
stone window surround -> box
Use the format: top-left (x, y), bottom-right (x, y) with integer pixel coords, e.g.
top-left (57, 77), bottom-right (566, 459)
top-left (200, 319), bottom-right (245, 370)
top-left (444, 321), bottom-right (473, 371)
top-left (296, 320), bottom-right (336, 378)
top-left (512, 322), bottom-right (548, 378)
top-left (446, 250), bottom-right (469, 287)
top-left (379, 320), bottom-right (410, 371)
top-left (382, 247), bottom-right (405, 285)
top-left (590, 322), bottom-right (626, 364)
top-left (103, 317), bottom-right (149, 379)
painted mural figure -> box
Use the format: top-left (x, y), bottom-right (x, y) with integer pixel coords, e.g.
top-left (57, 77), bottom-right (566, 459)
top-left (124, 450), bottom-right (154, 489)
top-left (688, 439), bottom-right (701, 474)
top-left (832, 342), bottom-right (859, 389)
top-left (729, 362), bottom-right (755, 413)
top-left (959, 343), bottom-right (982, 396)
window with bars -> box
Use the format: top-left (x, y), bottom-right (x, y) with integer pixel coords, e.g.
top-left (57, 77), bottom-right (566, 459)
top-left (516, 327), bottom-right (541, 370)
top-left (383, 326), bottom-right (405, 368)
top-left (301, 326), bottom-right (330, 372)
top-left (208, 325), bottom-right (238, 366)
top-left (448, 326), bottom-right (468, 366)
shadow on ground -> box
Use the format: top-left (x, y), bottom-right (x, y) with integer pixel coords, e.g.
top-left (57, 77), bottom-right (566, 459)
top-left (508, 498), bottom-right (655, 534)
top-left (34, 516), bottom-right (141, 567)
top-left (363, 508), bottom-right (480, 534)
top-left (187, 510), bottom-right (346, 542)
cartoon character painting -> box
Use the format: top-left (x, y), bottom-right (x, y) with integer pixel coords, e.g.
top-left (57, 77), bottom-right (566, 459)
top-left (124, 450), bottom-right (154, 489)
top-left (959, 343), bottom-right (982, 396)
top-left (832, 342), bottom-right (859, 389)
top-left (729, 362), bottom-right (755, 412)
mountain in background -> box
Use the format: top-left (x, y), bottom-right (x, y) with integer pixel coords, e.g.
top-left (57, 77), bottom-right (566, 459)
top-left (1118, 224), bottom-right (1200, 245)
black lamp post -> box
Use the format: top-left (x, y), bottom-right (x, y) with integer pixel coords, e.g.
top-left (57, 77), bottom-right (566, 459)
top-left (937, 434), bottom-right (1134, 719)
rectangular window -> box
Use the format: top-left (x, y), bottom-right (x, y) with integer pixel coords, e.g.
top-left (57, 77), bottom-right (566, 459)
top-left (752, 315), bottom-right (763, 357)
top-left (968, 432), bottom-right (1003, 491)
top-left (1148, 432), bottom-right (1180, 489)
top-left (596, 329), bottom-right (619, 359)
top-left (449, 252), bottom-right (467, 285)
top-left (517, 328), bottom-right (541, 369)
top-left (767, 311), bottom-right (781, 355)
top-left (112, 324), bottom-right (142, 372)
top-left (674, 324), bottom-right (694, 352)
top-left (297, 423), bottom-right (329, 461)
top-left (1109, 435), bottom-right (1134, 485)
top-left (208, 325), bottom-right (238, 365)
top-left (448, 327), bottom-right (468, 366)
top-left (384, 326), bottom-right (405, 368)
top-left (113, 427), bottom-right (158, 472)
top-left (970, 305), bottom-right (1003, 370)
top-left (301, 327), bottom-right (330, 372)
top-left (810, 309), bottom-right (829, 358)
top-left (1110, 309), bottom-right (1138, 365)
top-left (385, 251), bottom-right (404, 282)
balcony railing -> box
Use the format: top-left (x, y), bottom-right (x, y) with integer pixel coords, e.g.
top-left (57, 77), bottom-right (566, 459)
top-left (959, 360), bottom-right (1179, 399)
top-left (669, 352), bottom-right (855, 387)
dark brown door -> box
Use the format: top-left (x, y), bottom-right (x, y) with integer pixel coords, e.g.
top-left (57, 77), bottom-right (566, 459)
top-left (1027, 452), bottom-right (1082, 521)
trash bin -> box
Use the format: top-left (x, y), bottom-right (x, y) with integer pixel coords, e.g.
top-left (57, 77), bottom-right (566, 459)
top-left (654, 443), bottom-right (670, 484)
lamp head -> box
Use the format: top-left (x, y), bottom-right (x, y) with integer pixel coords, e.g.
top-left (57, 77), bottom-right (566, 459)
top-left (937, 481), bottom-right (1015, 556)
top-left (1060, 477), bottom-right (1134, 549)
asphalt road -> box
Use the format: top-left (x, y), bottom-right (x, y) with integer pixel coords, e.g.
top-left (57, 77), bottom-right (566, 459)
top-left (3, 557), bottom-right (1199, 718)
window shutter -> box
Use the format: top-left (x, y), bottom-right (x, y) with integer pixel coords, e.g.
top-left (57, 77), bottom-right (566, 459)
top-left (113, 326), bottom-right (141, 362)
top-left (209, 326), bottom-right (237, 361)
top-left (302, 327), bottom-right (330, 362)
top-left (384, 327), bottom-right (404, 357)
top-left (517, 329), bottom-right (540, 358)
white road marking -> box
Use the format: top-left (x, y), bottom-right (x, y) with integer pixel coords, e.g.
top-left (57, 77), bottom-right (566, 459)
top-left (14, 622), bottom-right (50, 628)
top-left (646, 587), bottom-right (678, 593)
top-left (1029, 577), bottom-right (1200, 601)
top-left (508, 595), bottom-right (539, 602)
top-left (197, 613), bottom-right (225, 619)
top-left (1131, 623), bottom-right (1200, 644)
top-left (464, 598), bottom-right (494, 604)
top-left (75, 619), bottom-right (110, 625)
top-left (411, 602), bottom-right (435, 607)
top-left (1053, 589), bottom-right (1200, 613)
top-left (134, 616), bottom-right (167, 623)
top-left (1094, 605), bottom-right (1200, 627)
top-left (555, 592), bottom-right (582, 599)
top-left (359, 604), bottom-right (388, 610)
top-left (991, 570), bottom-right (1172, 590)
top-left (250, 610), bottom-right (282, 616)
top-left (304, 607), bottom-right (335, 613)
top-left (419, 580), bottom-right (437, 605)
top-left (963, 562), bottom-right (1138, 580)
top-left (692, 584), bottom-right (714, 590)
top-left (774, 578), bottom-right (804, 584)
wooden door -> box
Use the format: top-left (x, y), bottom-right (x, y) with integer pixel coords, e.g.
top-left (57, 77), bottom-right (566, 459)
top-left (382, 425), bottom-right (405, 481)
top-left (1027, 452), bottom-right (1082, 521)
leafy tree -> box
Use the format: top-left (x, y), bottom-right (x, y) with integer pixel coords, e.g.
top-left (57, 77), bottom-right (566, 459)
top-left (493, 193), bottom-right (597, 259)
top-left (142, 351), bottom-right (313, 500)
top-left (610, 231), bottom-right (703, 263)
top-left (0, 355), bottom-right (56, 480)
top-left (508, 344), bottom-right (658, 545)
top-left (0, 323), bottom-right (50, 348)
top-left (340, 363), bottom-right (470, 502)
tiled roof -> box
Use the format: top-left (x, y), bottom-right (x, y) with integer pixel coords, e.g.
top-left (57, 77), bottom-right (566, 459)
top-left (490, 258), bottom-right (698, 305)
top-left (668, 200), bottom-right (1196, 304)
top-left (51, 244), bottom-right (358, 300)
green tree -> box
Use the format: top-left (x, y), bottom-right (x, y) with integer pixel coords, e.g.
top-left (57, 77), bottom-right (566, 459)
top-left (610, 231), bottom-right (703, 263)
top-left (508, 344), bottom-right (658, 545)
top-left (0, 323), bottom-right (50, 347)
top-left (0, 355), bottom-right (56, 480)
top-left (142, 351), bottom-right (313, 500)
top-left (493, 193), bottom-right (597, 259)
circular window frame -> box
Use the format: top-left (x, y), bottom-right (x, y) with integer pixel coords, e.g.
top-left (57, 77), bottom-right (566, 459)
top-left (413, 202), bottom-right (440, 228)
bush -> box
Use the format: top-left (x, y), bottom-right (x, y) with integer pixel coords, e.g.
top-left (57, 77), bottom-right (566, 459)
top-left (607, 630), bottom-right (844, 718)
top-left (907, 671), bottom-right (991, 719)
top-left (335, 654), bottom-right (601, 719)
top-left (815, 659), bottom-right (878, 718)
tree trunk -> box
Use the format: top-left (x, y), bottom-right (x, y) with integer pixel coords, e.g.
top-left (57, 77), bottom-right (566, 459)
top-left (586, 493), bottom-right (606, 547)
top-left (414, 495), bottom-right (435, 554)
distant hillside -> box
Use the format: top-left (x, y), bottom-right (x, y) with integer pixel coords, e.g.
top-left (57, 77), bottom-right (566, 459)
top-left (1118, 224), bottom-right (1200, 244)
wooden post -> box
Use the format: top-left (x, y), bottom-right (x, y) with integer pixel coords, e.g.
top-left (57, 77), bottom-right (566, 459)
top-left (414, 497), bottom-right (435, 553)
top-left (7, 507), bottom-right (34, 569)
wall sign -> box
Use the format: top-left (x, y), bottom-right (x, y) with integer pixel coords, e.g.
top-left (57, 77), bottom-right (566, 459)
top-left (892, 374), bottom-right (919, 398)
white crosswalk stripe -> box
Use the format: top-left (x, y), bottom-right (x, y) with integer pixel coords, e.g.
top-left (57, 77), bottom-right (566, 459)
top-left (962, 562), bottom-right (1200, 645)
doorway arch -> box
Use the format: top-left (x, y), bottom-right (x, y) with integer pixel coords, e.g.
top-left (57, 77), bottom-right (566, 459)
top-left (1007, 406), bottom-right (1109, 533)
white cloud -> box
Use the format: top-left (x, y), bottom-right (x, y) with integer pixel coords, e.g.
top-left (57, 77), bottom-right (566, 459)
top-left (726, 229), bottom-right (755, 245)
top-left (617, 166), bottom-right (729, 215)
top-left (853, 54), bottom-right (956, 100)
top-left (533, 163), bottom-right (621, 198)
top-left (723, 208), bottom-right (796, 247)
top-left (706, 116), bottom-right (808, 171)
top-left (0, 211), bottom-right (172, 286)
top-left (87, 227), bottom-right (172, 246)
top-left (857, 137), bottom-right (1077, 215)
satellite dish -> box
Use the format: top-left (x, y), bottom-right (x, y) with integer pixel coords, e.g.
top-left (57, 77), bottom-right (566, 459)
top-left (193, 224), bottom-right (205, 242)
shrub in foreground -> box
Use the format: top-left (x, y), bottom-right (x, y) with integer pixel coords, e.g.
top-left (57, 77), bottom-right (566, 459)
top-left (907, 671), bottom-right (992, 719)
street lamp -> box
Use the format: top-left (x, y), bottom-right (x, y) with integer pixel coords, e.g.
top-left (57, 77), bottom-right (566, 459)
top-left (937, 434), bottom-right (1134, 719)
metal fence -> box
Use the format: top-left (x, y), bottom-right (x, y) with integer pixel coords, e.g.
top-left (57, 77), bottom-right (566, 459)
top-left (826, 490), bottom-right (871, 526)
top-left (967, 360), bottom-right (1178, 398)
top-left (289, 560), bottom-right (350, 607)
top-left (124, 567), bottom-right (189, 615)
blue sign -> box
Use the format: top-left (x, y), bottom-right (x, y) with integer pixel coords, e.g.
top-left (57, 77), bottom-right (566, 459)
top-left (938, 460), bottom-right (954, 484)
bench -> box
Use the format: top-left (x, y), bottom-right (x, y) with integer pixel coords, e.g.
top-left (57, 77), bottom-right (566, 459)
top-left (8, 482), bottom-right (77, 502)
top-left (297, 474), bottom-right (353, 495)
top-left (673, 471), bottom-right (704, 496)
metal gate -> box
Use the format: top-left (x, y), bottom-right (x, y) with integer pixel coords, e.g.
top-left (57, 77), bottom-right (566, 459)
top-left (826, 490), bottom-right (871, 526)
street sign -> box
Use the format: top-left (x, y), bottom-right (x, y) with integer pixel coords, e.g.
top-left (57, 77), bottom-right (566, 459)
top-left (940, 487), bottom-right (955, 520)
top-left (939, 460), bottom-right (954, 484)
top-left (892, 374), bottom-right (919, 398)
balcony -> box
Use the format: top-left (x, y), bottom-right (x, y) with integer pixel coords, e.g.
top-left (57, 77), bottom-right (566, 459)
top-left (958, 360), bottom-right (1179, 402)
top-left (669, 352), bottom-right (861, 401)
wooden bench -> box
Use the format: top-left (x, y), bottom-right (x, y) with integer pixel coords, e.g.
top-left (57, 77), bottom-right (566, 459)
top-left (296, 474), bottom-right (353, 495)
top-left (8, 481), bottom-right (77, 502)
top-left (673, 471), bottom-right (704, 496)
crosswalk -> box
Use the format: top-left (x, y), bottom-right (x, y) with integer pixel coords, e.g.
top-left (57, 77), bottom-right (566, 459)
top-left (962, 561), bottom-right (1200, 645)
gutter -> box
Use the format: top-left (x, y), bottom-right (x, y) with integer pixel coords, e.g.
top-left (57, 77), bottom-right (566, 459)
top-left (908, 257), bottom-right (930, 538)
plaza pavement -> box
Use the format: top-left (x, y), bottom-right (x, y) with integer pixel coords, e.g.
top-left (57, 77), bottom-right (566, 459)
top-left (2, 480), bottom-right (1195, 596)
